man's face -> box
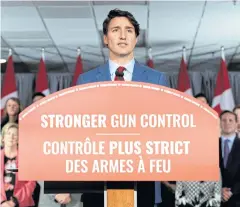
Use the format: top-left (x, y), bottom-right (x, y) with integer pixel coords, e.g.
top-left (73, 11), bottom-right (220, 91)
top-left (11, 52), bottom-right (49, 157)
top-left (220, 112), bottom-right (238, 135)
top-left (234, 108), bottom-right (240, 131)
top-left (33, 95), bottom-right (44, 103)
top-left (234, 109), bottom-right (240, 122)
top-left (104, 17), bottom-right (138, 58)
top-left (6, 99), bottom-right (19, 116)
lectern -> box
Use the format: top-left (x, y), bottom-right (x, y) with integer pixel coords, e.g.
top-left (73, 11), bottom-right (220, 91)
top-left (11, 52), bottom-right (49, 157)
top-left (44, 181), bottom-right (137, 207)
top-left (105, 182), bottom-right (137, 207)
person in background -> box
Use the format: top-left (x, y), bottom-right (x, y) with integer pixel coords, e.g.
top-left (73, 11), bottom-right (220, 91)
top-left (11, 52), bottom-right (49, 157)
top-left (32, 92), bottom-right (46, 103)
top-left (1, 98), bottom-right (22, 150)
top-left (175, 180), bottom-right (221, 207)
top-left (219, 110), bottom-right (240, 207)
top-left (0, 123), bottom-right (36, 207)
top-left (194, 93), bottom-right (209, 105)
top-left (233, 105), bottom-right (240, 137)
top-left (38, 181), bottom-right (82, 207)
top-left (1, 98), bottom-right (22, 130)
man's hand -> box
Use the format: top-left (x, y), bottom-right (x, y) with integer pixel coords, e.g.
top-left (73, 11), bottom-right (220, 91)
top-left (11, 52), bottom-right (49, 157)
top-left (222, 188), bottom-right (232, 202)
top-left (55, 194), bottom-right (71, 204)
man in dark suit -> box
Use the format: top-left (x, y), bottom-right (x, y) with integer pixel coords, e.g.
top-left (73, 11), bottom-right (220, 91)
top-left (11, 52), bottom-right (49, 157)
top-left (219, 110), bottom-right (240, 207)
top-left (77, 8), bottom-right (169, 207)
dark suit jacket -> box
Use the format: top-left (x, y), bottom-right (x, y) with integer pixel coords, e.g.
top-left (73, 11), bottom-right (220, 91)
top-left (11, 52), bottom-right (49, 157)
top-left (76, 61), bottom-right (169, 207)
top-left (219, 135), bottom-right (240, 207)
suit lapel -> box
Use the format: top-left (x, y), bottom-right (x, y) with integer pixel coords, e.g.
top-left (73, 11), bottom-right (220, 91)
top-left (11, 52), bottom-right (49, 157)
top-left (132, 62), bottom-right (148, 82)
top-left (219, 139), bottom-right (224, 170)
top-left (95, 62), bottom-right (111, 82)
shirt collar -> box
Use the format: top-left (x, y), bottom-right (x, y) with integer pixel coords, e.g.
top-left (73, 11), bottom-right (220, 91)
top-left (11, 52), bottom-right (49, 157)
top-left (221, 134), bottom-right (236, 143)
top-left (109, 59), bottom-right (135, 76)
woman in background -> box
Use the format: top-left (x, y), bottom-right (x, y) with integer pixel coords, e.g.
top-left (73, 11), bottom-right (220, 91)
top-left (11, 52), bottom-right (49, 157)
top-left (175, 180), bottom-right (221, 207)
top-left (1, 98), bottom-right (22, 129)
top-left (0, 123), bottom-right (36, 207)
top-left (1, 98), bottom-right (22, 150)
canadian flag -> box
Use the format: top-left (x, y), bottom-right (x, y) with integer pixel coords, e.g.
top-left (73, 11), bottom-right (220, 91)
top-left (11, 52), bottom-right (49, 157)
top-left (1, 49), bottom-right (18, 116)
top-left (177, 47), bottom-right (192, 95)
top-left (212, 47), bottom-right (235, 114)
top-left (147, 48), bottom-right (154, 68)
top-left (72, 48), bottom-right (83, 86)
top-left (35, 49), bottom-right (50, 95)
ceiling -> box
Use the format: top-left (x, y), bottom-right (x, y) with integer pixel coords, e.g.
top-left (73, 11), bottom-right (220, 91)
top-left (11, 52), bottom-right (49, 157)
top-left (1, 0), bottom-right (240, 73)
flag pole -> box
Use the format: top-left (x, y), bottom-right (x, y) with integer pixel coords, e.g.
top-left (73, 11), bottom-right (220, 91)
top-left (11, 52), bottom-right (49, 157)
top-left (8, 48), bottom-right (12, 57)
top-left (221, 46), bottom-right (225, 61)
top-left (77, 47), bottom-right (81, 56)
top-left (148, 47), bottom-right (152, 60)
top-left (42, 48), bottom-right (45, 61)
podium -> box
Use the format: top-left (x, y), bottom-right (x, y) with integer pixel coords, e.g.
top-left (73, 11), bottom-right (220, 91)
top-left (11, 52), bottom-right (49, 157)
top-left (44, 181), bottom-right (137, 207)
top-left (105, 182), bottom-right (137, 207)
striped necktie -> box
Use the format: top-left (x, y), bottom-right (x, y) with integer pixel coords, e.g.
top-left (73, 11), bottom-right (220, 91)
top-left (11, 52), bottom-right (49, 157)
top-left (114, 67), bottom-right (126, 81)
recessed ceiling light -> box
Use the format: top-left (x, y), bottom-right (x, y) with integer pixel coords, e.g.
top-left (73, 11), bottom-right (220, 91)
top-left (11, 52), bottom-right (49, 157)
top-left (0, 59), bottom-right (7, 64)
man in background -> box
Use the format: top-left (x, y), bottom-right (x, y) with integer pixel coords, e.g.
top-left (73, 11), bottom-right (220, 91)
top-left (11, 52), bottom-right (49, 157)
top-left (32, 92), bottom-right (46, 103)
top-left (233, 105), bottom-right (240, 137)
top-left (194, 93), bottom-right (208, 105)
top-left (219, 110), bottom-right (240, 207)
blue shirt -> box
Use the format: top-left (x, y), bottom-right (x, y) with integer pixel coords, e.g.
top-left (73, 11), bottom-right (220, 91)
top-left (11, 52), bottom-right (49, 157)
top-left (221, 134), bottom-right (236, 158)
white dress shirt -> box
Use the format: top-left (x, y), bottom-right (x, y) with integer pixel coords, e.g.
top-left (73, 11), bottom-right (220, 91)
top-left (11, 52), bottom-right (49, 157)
top-left (108, 59), bottom-right (135, 81)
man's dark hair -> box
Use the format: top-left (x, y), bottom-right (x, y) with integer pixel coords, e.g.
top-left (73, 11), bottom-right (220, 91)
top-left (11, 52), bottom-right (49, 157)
top-left (233, 105), bottom-right (240, 113)
top-left (32, 92), bottom-right (46, 100)
top-left (194, 93), bottom-right (208, 103)
top-left (103, 9), bottom-right (140, 37)
top-left (220, 110), bottom-right (238, 122)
